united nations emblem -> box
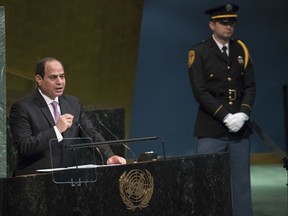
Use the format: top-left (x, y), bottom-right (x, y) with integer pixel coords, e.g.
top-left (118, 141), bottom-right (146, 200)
top-left (119, 169), bottom-right (154, 211)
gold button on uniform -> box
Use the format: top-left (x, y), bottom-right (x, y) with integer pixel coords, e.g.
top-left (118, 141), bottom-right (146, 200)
top-left (227, 77), bottom-right (231, 81)
top-left (229, 101), bottom-right (233, 105)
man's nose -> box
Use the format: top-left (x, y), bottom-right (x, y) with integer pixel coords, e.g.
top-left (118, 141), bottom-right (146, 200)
top-left (56, 76), bottom-right (64, 83)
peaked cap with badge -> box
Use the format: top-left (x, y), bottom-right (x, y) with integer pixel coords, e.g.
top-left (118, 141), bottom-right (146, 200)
top-left (205, 3), bottom-right (239, 20)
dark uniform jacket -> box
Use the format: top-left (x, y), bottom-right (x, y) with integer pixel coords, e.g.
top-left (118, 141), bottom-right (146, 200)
top-left (9, 90), bottom-right (114, 175)
top-left (188, 37), bottom-right (256, 138)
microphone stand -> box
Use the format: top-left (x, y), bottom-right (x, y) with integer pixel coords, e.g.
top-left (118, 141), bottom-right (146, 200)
top-left (77, 122), bottom-right (104, 165)
top-left (65, 136), bottom-right (167, 160)
top-left (96, 117), bottom-right (137, 162)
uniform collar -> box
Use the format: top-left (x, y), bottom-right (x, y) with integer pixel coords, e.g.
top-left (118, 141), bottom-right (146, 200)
top-left (212, 34), bottom-right (230, 53)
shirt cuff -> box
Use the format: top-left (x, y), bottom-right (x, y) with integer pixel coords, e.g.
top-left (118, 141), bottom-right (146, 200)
top-left (54, 126), bottom-right (63, 142)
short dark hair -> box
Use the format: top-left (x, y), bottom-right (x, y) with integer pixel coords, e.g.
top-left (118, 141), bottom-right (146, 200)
top-left (35, 57), bottom-right (63, 78)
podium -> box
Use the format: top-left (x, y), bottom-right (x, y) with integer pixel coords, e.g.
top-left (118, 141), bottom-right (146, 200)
top-left (0, 153), bottom-right (232, 216)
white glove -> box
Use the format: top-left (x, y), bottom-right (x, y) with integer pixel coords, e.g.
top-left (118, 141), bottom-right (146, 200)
top-left (223, 112), bottom-right (249, 133)
top-left (223, 113), bottom-right (233, 124)
top-left (223, 113), bottom-right (235, 131)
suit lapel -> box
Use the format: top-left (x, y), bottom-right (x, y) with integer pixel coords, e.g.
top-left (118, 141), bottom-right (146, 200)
top-left (59, 96), bottom-right (71, 115)
top-left (33, 90), bottom-right (55, 126)
top-left (58, 96), bottom-right (74, 138)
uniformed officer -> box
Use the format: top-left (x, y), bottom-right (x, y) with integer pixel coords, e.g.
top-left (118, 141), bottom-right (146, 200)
top-left (188, 3), bottom-right (256, 216)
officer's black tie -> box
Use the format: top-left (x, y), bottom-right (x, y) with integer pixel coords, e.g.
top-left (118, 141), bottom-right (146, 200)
top-left (222, 46), bottom-right (228, 58)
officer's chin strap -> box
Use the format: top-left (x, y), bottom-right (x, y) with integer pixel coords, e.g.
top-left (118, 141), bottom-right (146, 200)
top-left (248, 120), bottom-right (288, 171)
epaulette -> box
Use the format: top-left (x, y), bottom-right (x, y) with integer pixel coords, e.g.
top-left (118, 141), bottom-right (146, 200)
top-left (189, 39), bottom-right (208, 49)
top-left (199, 39), bottom-right (208, 44)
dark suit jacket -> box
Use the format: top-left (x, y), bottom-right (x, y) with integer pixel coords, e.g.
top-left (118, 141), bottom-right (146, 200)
top-left (9, 90), bottom-right (114, 175)
top-left (188, 37), bottom-right (256, 138)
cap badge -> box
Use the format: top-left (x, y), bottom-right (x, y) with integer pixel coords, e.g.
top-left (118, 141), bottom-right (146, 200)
top-left (226, 4), bottom-right (233, 11)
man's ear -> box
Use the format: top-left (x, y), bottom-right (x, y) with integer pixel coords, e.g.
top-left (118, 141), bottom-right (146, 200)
top-left (35, 74), bottom-right (42, 86)
top-left (209, 20), bottom-right (215, 31)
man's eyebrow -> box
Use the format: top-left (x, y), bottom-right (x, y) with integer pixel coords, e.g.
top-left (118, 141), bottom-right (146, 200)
top-left (47, 73), bottom-right (65, 78)
top-left (48, 73), bottom-right (65, 76)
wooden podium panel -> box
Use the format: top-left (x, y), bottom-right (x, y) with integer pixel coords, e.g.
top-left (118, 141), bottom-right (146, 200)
top-left (0, 153), bottom-right (232, 216)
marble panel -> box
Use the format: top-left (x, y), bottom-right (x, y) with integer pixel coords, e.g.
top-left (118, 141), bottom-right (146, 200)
top-left (0, 6), bottom-right (6, 178)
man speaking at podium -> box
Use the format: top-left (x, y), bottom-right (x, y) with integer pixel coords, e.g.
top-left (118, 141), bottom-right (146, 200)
top-left (9, 57), bottom-right (126, 176)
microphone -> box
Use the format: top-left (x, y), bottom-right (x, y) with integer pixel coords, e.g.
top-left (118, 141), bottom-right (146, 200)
top-left (95, 114), bottom-right (137, 162)
top-left (75, 121), bottom-right (88, 137)
top-left (75, 120), bottom-right (104, 165)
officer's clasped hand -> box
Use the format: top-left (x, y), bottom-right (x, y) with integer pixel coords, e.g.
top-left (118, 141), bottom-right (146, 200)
top-left (223, 112), bottom-right (249, 133)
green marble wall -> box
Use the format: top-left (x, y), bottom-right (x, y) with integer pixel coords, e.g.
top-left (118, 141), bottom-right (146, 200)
top-left (0, 6), bottom-right (6, 178)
